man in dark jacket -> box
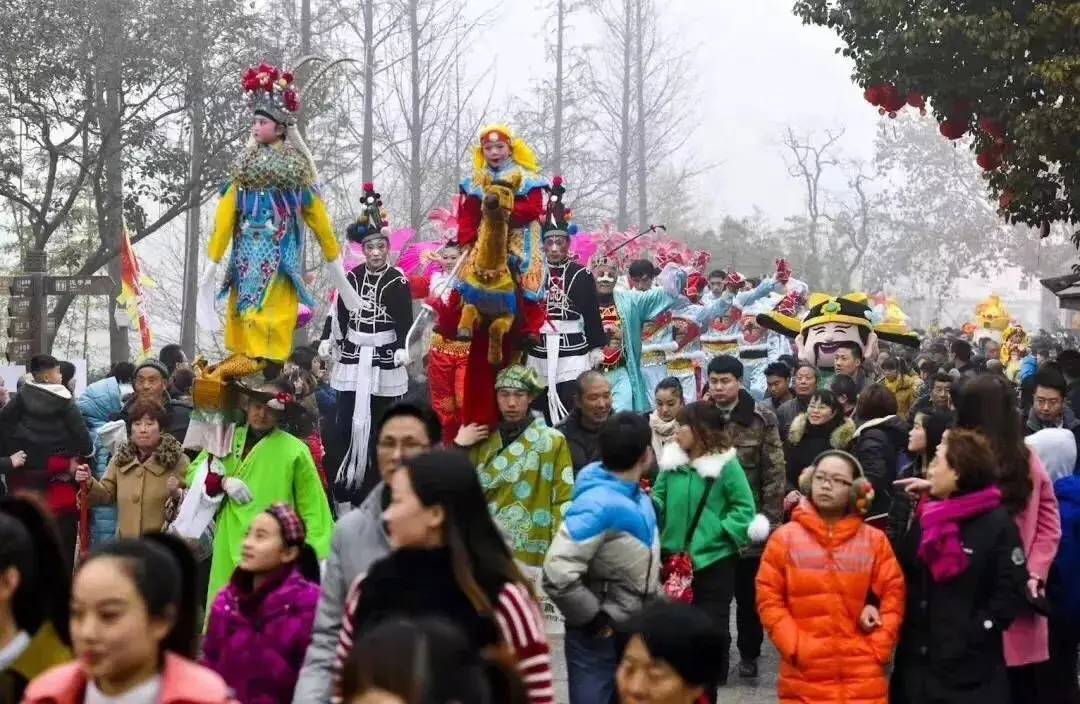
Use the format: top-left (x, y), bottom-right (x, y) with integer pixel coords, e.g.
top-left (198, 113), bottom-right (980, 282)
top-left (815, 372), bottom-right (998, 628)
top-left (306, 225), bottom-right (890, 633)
top-left (706, 355), bottom-right (785, 680)
top-left (116, 359), bottom-right (192, 444)
top-left (557, 371), bottom-right (613, 475)
top-left (0, 354), bottom-right (93, 564)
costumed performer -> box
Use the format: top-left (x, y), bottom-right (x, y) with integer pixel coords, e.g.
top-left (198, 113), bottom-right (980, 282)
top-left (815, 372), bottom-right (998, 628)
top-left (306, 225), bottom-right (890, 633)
top-left (184, 380), bottom-right (333, 610)
top-left (196, 62), bottom-right (361, 382)
top-left (454, 123), bottom-right (549, 428)
top-left (1002, 324), bottom-right (1030, 382)
top-left (463, 364), bottom-right (574, 568)
top-left (589, 248), bottom-right (681, 412)
top-left (318, 182), bottom-right (412, 510)
top-left (698, 263), bottom-right (787, 372)
top-left (406, 240), bottom-right (470, 442)
top-left (756, 292), bottom-right (921, 389)
top-left (526, 176), bottom-right (605, 424)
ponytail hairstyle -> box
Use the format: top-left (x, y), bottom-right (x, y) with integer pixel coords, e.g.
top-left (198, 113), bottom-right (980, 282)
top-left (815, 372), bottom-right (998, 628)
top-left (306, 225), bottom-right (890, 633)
top-left (84, 532), bottom-right (199, 658)
top-left (341, 617), bottom-right (527, 704)
top-left (0, 493), bottom-right (71, 644)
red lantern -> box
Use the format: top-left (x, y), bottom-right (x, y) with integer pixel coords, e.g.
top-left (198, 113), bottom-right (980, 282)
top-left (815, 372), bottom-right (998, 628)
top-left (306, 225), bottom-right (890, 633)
top-left (978, 116), bottom-right (1006, 140)
top-left (939, 119), bottom-right (967, 140)
top-left (976, 148), bottom-right (1003, 171)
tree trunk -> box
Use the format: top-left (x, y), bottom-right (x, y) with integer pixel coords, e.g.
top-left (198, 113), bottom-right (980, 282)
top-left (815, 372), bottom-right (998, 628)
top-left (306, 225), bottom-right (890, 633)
top-left (615, 0), bottom-right (632, 230)
top-left (408, 0), bottom-right (422, 230)
top-left (180, 0), bottom-right (206, 358)
top-left (361, 0), bottom-right (375, 184)
top-left (633, 0), bottom-right (647, 228)
top-left (552, 0), bottom-right (565, 177)
top-left (294, 0), bottom-right (313, 349)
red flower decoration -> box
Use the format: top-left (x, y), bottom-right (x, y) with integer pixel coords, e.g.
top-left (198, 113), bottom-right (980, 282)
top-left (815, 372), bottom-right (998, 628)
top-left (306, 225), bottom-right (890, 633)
top-left (283, 90), bottom-right (299, 112)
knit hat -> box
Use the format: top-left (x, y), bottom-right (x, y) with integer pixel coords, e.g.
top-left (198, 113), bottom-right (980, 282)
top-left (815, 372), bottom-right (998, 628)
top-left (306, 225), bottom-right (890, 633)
top-left (134, 359), bottom-right (169, 379)
top-left (264, 502), bottom-right (306, 546)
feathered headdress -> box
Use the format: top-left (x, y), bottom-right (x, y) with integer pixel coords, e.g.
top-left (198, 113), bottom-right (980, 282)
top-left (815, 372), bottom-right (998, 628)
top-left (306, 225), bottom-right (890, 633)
top-left (472, 123), bottom-right (540, 173)
top-left (243, 63), bottom-right (300, 126)
top-left (346, 182), bottom-right (390, 243)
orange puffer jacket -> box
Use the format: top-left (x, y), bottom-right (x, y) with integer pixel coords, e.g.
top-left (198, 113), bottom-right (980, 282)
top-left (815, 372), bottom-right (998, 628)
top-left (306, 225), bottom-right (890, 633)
top-left (756, 499), bottom-right (906, 704)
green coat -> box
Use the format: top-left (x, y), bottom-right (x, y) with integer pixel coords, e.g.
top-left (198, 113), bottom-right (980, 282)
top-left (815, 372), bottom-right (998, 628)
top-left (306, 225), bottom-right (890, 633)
top-left (652, 447), bottom-right (757, 570)
top-left (187, 426), bottom-right (333, 608)
top-left (470, 416), bottom-right (575, 567)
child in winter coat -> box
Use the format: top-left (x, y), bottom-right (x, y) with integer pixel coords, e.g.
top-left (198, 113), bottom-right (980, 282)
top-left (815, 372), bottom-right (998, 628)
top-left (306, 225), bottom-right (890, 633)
top-left (757, 450), bottom-right (905, 704)
top-left (202, 502), bottom-right (321, 704)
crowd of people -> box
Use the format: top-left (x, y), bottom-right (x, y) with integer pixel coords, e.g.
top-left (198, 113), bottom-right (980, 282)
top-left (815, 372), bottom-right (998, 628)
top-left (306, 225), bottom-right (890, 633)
top-left (0, 316), bottom-right (1076, 704)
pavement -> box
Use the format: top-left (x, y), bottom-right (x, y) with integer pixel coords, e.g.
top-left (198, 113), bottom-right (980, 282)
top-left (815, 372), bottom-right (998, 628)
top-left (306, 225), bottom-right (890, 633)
top-left (548, 615), bottom-right (780, 703)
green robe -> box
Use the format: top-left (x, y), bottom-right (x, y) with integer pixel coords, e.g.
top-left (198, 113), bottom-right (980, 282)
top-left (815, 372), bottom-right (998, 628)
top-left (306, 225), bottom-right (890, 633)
top-left (470, 417), bottom-right (575, 567)
top-left (187, 425), bottom-right (333, 608)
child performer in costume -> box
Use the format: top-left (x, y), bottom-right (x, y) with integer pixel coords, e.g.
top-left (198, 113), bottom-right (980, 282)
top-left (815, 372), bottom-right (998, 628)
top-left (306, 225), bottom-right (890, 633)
top-left (589, 250), bottom-right (681, 412)
top-left (454, 123), bottom-right (549, 427)
top-left (526, 177), bottom-right (606, 424)
top-left (319, 183), bottom-right (412, 508)
top-left (197, 63), bottom-right (360, 379)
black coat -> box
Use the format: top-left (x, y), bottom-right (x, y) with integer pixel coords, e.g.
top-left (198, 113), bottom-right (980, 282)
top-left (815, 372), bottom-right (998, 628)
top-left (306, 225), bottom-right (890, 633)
top-left (890, 505), bottom-right (1029, 704)
top-left (557, 410), bottom-right (601, 475)
top-left (0, 383), bottom-right (92, 491)
top-left (849, 414), bottom-right (910, 519)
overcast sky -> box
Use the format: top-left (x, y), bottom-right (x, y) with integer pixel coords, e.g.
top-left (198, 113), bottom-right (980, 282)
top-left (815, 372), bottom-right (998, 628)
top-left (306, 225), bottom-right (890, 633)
top-left (480, 0), bottom-right (881, 223)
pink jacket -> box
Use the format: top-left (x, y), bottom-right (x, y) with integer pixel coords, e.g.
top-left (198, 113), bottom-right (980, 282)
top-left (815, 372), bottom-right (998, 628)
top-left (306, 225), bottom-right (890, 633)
top-left (1003, 454), bottom-right (1061, 667)
top-left (21, 653), bottom-right (236, 704)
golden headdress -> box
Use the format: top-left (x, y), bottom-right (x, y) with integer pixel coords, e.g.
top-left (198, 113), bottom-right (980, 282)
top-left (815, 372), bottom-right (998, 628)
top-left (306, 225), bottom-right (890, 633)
top-left (472, 123), bottom-right (540, 173)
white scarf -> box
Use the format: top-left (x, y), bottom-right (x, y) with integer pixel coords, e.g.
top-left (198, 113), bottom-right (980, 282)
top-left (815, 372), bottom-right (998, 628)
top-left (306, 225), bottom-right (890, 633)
top-left (648, 412), bottom-right (678, 461)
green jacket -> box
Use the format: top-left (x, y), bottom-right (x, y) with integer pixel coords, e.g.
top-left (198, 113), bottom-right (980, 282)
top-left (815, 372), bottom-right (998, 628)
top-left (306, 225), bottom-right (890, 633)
top-left (652, 447), bottom-right (757, 570)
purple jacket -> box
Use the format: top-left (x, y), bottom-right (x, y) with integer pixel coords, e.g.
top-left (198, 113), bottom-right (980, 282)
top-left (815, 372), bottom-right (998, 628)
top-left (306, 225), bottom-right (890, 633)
top-left (202, 566), bottom-right (320, 704)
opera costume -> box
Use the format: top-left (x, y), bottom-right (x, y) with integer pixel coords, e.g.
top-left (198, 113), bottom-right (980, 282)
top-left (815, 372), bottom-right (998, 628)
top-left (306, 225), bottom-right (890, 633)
top-left (196, 63), bottom-right (360, 380)
top-left (525, 177), bottom-right (605, 424)
top-left (319, 183), bottom-right (412, 507)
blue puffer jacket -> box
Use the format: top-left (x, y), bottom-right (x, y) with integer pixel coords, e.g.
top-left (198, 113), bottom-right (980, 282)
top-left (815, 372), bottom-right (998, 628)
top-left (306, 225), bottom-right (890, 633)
top-left (77, 377), bottom-right (125, 545)
top-left (542, 462), bottom-right (661, 627)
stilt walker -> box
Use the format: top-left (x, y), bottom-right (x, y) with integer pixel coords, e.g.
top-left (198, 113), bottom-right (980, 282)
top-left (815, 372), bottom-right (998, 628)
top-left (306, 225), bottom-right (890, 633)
top-left (320, 183), bottom-right (412, 509)
top-left (526, 177), bottom-right (605, 424)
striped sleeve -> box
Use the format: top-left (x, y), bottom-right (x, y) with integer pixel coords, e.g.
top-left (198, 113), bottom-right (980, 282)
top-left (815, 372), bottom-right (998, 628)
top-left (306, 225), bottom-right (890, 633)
top-left (495, 582), bottom-right (555, 704)
top-left (329, 574), bottom-right (366, 704)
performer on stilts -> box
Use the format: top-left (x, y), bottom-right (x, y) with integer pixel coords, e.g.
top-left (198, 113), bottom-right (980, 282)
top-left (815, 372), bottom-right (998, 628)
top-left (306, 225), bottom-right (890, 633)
top-left (526, 176), bottom-right (605, 424)
top-left (319, 183), bottom-right (412, 510)
top-left (196, 63), bottom-right (361, 385)
top-left (454, 123), bottom-right (548, 427)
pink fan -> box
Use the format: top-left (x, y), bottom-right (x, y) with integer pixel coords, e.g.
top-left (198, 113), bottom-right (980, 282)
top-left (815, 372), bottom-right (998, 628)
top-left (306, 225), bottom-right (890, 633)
top-left (389, 228), bottom-right (416, 254)
top-left (569, 233), bottom-right (599, 265)
top-left (343, 241), bottom-right (365, 272)
top-left (428, 195), bottom-right (463, 237)
top-left (398, 241), bottom-right (443, 277)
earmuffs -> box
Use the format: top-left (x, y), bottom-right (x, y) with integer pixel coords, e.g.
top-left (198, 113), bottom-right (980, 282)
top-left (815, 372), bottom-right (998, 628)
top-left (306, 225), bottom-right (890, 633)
top-left (798, 450), bottom-right (876, 516)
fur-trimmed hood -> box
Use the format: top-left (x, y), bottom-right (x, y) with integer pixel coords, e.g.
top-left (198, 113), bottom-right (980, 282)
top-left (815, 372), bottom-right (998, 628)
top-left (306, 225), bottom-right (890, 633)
top-left (658, 444), bottom-right (737, 478)
top-left (788, 413), bottom-right (855, 449)
top-left (113, 433), bottom-right (184, 471)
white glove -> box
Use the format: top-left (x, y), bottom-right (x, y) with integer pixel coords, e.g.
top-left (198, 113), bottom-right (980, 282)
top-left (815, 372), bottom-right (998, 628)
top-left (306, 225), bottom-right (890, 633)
top-left (393, 348), bottom-right (410, 367)
top-left (588, 348), bottom-right (605, 368)
top-left (327, 256), bottom-right (363, 312)
top-left (318, 339), bottom-right (333, 358)
top-left (196, 261), bottom-right (222, 332)
top-left (222, 477), bottom-right (253, 505)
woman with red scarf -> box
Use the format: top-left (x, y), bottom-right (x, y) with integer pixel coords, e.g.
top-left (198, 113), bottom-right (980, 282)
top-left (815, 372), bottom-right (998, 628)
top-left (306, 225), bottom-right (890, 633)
top-left (891, 429), bottom-right (1030, 704)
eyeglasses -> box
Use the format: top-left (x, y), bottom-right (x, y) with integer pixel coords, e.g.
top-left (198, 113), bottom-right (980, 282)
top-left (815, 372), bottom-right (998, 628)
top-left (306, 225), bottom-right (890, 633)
top-left (811, 473), bottom-right (853, 488)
